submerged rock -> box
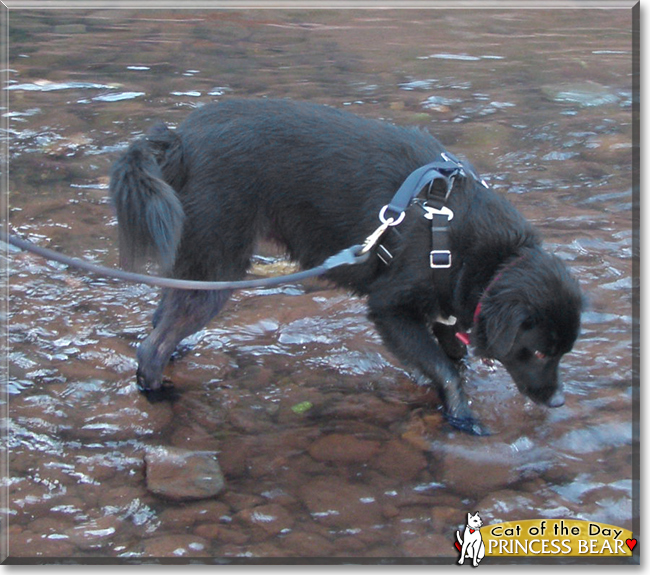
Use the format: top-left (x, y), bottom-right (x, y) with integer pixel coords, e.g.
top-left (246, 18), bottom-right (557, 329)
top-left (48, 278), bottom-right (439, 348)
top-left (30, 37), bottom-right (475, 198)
top-left (541, 81), bottom-right (619, 107)
top-left (307, 433), bottom-right (381, 464)
top-left (300, 476), bottom-right (383, 528)
top-left (145, 446), bottom-right (225, 501)
top-left (372, 439), bottom-right (428, 481)
top-left (64, 515), bottom-right (120, 550)
top-left (140, 534), bottom-right (210, 558)
top-left (235, 503), bottom-right (294, 541)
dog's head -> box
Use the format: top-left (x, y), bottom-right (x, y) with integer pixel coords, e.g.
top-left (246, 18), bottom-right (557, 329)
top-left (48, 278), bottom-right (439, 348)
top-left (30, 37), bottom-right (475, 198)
top-left (474, 250), bottom-right (583, 407)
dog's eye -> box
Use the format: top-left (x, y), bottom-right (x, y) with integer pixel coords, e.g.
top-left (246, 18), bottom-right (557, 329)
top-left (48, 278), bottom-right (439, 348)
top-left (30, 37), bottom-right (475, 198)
top-left (534, 350), bottom-right (546, 360)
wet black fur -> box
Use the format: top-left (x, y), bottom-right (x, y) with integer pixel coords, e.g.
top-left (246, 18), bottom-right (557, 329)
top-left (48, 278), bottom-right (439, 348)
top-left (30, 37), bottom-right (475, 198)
top-left (110, 98), bottom-right (583, 435)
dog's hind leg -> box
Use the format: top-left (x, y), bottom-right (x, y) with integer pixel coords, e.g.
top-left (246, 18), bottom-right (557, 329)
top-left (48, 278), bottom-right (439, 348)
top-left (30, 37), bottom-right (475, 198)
top-left (136, 288), bottom-right (232, 393)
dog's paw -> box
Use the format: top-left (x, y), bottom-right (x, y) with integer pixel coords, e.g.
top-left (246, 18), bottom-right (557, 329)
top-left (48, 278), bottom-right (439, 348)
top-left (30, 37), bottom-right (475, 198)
top-left (136, 374), bottom-right (178, 402)
top-left (446, 414), bottom-right (491, 436)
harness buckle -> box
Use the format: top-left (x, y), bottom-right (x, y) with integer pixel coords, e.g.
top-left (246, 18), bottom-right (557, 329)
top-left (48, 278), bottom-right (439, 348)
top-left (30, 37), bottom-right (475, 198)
top-left (421, 205), bottom-right (454, 221)
top-left (430, 250), bottom-right (452, 269)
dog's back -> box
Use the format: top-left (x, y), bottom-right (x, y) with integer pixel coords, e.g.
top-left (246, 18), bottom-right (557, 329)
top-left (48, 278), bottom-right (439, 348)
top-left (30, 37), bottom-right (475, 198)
top-left (113, 98), bottom-right (450, 287)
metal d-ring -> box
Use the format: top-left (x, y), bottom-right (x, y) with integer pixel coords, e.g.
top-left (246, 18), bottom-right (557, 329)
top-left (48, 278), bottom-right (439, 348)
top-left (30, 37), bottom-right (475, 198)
top-left (378, 205), bottom-right (406, 227)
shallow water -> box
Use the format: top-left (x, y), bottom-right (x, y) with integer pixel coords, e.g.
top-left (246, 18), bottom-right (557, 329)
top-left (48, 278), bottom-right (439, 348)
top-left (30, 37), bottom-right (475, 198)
top-left (4, 8), bottom-right (636, 561)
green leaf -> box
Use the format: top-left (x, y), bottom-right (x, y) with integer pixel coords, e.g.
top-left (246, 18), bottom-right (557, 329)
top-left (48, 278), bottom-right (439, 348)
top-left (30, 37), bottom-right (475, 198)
top-left (290, 401), bottom-right (313, 415)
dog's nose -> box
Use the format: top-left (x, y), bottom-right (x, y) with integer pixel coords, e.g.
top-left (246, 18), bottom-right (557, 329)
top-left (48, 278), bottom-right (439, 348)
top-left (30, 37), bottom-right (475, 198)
top-left (546, 388), bottom-right (565, 408)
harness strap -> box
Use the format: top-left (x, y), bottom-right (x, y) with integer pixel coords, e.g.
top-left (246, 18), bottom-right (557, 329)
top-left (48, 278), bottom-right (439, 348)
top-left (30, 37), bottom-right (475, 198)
top-left (425, 205), bottom-right (454, 269)
top-left (382, 155), bottom-right (465, 223)
top-left (373, 153), bottom-right (466, 266)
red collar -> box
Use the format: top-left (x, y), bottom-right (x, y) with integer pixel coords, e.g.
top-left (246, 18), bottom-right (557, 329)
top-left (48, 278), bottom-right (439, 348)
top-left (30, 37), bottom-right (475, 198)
top-left (454, 299), bottom-right (483, 346)
top-left (454, 254), bottom-right (527, 346)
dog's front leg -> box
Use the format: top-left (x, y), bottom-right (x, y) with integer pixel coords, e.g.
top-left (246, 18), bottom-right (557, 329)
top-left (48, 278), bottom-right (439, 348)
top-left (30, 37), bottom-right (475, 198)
top-left (369, 306), bottom-right (489, 435)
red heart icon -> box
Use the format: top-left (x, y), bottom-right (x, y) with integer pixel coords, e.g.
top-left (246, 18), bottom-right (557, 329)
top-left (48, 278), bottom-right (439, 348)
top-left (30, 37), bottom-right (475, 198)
top-left (626, 539), bottom-right (637, 551)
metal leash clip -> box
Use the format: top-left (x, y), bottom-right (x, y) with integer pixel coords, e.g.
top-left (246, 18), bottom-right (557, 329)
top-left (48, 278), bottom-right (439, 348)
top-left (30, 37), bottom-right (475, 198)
top-left (360, 205), bottom-right (407, 255)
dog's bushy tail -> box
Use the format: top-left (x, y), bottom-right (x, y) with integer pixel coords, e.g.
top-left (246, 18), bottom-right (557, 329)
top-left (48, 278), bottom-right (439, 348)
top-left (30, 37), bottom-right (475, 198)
top-left (110, 124), bottom-right (184, 272)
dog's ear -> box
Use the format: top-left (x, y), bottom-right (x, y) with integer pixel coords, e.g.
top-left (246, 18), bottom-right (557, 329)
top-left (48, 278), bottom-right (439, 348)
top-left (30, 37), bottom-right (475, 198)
top-left (481, 301), bottom-right (530, 359)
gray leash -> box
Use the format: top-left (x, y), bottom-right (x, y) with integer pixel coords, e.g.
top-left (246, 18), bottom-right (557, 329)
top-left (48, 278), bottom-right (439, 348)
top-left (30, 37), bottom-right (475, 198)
top-left (3, 231), bottom-right (369, 291)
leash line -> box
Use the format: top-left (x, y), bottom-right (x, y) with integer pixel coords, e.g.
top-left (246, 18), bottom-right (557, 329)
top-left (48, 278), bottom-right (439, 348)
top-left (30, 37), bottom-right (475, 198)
top-left (2, 230), bottom-right (369, 291)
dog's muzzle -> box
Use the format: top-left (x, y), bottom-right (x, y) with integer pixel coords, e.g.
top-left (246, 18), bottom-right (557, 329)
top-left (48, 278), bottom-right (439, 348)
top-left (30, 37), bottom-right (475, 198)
top-left (545, 387), bottom-right (565, 408)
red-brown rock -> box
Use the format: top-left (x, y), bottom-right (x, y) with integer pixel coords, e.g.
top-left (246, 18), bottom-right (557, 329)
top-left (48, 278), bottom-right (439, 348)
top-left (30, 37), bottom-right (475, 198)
top-left (308, 433), bottom-right (381, 464)
top-left (235, 503), bottom-right (294, 541)
top-left (402, 533), bottom-right (453, 557)
top-left (299, 476), bottom-right (383, 528)
top-left (372, 439), bottom-right (428, 481)
top-left (281, 530), bottom-right (336, 556)
top-left (145, 446), bottom-right (225, 501)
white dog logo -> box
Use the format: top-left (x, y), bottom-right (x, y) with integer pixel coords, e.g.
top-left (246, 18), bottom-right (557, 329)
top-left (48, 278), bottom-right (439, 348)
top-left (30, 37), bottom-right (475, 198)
top-left (456, 512), bottom-right (486, 566)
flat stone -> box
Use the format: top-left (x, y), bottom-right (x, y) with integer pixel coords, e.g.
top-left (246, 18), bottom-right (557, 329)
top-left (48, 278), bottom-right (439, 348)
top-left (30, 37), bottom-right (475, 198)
top-left (430, 505), bottom-right (463, 534)
top-left (541, 81), bottom-right (619, 107)
top-left (372, 439), bottom-right (428, 481)
top-left (194, 523), bottom-right (249, 545)
top-left (145, 446), bottom-right (225, 501)
top-left (9, 527), bottom-right (75, 558)
top-left (228, 407), bottom-right (272, 434)
top-left (402, 533), bottom-right (453, 557)
top-left (64, 515), bottom-right (120, 550)
top-left (73, 387), bottom-right (173, 441)
top-left (434, 440), bottom-right (553, 499)
top-left (300, 476), bottom-right (382, 528)
top-left (235, 503), bottom-right (294, 541)
top-left (314, 395), bottom-right (409, 427)
top-left (221, 491), bottom-right (265, 512)
top-left (158, 500), bottom-right (230, 529)
top-left (308, 433), bottom-right (381, 464)
top-left (141, 534), bottom-right (210, 558)
top-left (281, 530), bottom-right (336, 556)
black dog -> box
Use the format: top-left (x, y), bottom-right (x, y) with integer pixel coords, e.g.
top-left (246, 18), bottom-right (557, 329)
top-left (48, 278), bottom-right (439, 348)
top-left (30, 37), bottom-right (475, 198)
top-left (110, 98), bottom-right (582, 435)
